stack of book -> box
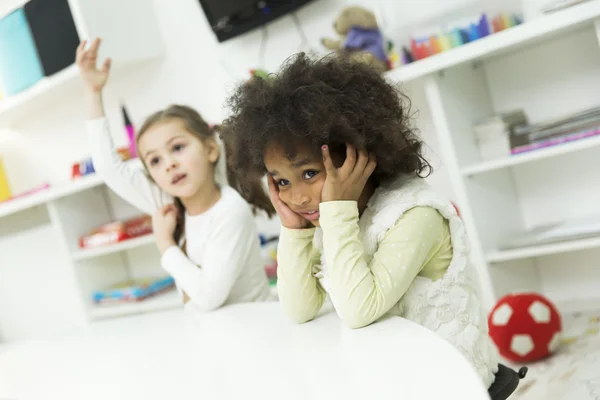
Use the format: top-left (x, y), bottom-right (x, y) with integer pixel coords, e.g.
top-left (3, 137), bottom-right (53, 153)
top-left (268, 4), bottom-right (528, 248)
top-left (510, 106), bottom-right (600, 155)
top-left (92, 276), bottom-right (176, 305)
top-left (473, 110), bottom-right (527, 161)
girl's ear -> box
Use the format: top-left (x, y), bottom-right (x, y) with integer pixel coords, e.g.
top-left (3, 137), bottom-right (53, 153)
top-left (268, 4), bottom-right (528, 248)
top-left (206, 137), bottom-right (220, 164)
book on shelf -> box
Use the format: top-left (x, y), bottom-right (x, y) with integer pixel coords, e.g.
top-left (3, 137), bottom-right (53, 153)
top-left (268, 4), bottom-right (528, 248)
top-left (79, 215), bottom-right (153, 249)
top-left (511, 106), bottom-right (600, 142)
top-left (92, 276), bottom-right (176, 305)
top-left (509, 106), bottom-right (600, 154)
top-left (511, 126), bottom-right (600, 154)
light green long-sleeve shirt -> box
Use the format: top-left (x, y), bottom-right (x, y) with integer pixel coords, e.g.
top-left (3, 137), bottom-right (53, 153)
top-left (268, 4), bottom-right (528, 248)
top-left (276, 202), bottom-right (453, 328)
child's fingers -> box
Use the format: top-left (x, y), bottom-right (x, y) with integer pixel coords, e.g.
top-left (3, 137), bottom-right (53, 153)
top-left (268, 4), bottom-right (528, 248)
top-left (364, 153), bottom-right (377, 178)
top-left (267, 174), bottom-right (278, 196)
top-left (340, 144), bottom-right (357, 175)
top-left (322, 145), bottom-right (336, 176)
top-left (75, 40), bottom-right (87, 61)
top-left (102, 57), bottom-right (112, 74)
top-left (158, 205), bottom-right (169, 216)
top-left (90, 37), bottom-right (102, 55)
top-left (160, 204), bottom-right (176, 216)
top-left (352, 148), bottom-right (369, 178)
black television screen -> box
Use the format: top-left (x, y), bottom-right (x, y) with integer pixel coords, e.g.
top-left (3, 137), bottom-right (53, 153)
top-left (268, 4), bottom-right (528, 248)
top-left (199, 0), bottom-right (316, 42)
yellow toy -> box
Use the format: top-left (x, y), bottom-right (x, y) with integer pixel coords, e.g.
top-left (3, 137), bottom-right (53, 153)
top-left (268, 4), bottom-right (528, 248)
top-left (0, 157), bottom-right (12, 202)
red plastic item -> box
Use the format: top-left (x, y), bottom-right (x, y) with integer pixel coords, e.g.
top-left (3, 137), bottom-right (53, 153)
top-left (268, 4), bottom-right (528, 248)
top-left (79, 215), bottom-right (153, 249)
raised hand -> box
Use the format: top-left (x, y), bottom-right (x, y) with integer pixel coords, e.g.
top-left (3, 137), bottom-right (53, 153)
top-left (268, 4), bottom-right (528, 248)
top-left (76, 38), bottom-right (111, 93)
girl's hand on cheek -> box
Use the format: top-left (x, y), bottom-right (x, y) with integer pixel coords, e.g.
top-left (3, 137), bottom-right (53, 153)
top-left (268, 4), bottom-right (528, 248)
top-left (267, 175), bottom-right (311, 230)
top-left (153, 204), bottom-right (178, 254)
top-left (321, 144), bottom-right (376, 203)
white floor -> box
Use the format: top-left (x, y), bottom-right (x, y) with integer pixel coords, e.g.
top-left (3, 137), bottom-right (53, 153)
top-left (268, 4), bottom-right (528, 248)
top-left (510, 310), bottom-right (600, 400)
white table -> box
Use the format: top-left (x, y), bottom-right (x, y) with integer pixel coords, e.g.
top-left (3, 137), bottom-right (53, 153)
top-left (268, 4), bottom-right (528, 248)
top-left (0, 303), bottom-right (490, 400)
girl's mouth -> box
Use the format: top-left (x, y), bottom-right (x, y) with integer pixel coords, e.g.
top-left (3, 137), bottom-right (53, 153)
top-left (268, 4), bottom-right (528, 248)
top-left (172, 174), bottom-right (187, 185)
top-left (298, 210), bottom-right (320, 221)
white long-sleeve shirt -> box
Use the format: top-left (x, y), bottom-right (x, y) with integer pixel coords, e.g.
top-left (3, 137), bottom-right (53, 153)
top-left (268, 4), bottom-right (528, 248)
top-left (86, 118), bottom-right (272, 311)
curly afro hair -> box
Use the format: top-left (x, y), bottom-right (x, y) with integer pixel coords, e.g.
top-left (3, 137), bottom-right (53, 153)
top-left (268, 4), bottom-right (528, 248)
top-left (221, 53), bottom-right (431, 192)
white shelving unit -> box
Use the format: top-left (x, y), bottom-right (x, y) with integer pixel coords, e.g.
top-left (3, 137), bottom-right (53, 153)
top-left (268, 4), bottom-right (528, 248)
top-left (0, 173), bottom-right (102, 219)
top-left (72, 234), bottom-right (156, 261)
top-left (461, 134), bottom-right (600, 176)
top-left (384, 0), bottom-right (600, 313)
top-left (0, 0), bottom-right (176, 339)
top-left (485, 235), bottom-right (600, 263)
top-left (0, 65), bottom-right (80, 123)
top-left (0, 170), bottom-right (179, 323)
top-left (384, 0), bottom-right (600, 84)
top-left (0, 0), bottom-right (164, 127)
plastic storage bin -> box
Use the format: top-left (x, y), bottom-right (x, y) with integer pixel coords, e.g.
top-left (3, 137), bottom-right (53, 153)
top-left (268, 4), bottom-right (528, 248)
top-left (25, 0), bottom-right (80, 76)
top-left (0, 8), bottom-right (44, 96)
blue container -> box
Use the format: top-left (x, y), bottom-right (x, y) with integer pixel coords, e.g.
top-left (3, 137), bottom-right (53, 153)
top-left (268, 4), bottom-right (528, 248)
top-left (0, 8), bottom-right (44, 96)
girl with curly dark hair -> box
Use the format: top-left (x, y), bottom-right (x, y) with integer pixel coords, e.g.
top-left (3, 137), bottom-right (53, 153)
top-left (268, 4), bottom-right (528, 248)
top-left (221, 53), bottom-right (498, 388)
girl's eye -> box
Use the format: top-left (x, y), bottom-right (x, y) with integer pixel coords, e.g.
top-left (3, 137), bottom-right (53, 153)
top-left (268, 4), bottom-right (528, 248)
top-left (277, 179), bottom-right (290, 187)
top-left (149, 157), bottom-right (160, 166)
top-left (303, 170), bottom-right (318, 179)
top-left (173, 143), bottom-right (185, 152)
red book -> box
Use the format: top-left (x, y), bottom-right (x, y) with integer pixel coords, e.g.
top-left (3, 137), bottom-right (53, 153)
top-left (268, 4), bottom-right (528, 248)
top-left (79, 215), bottom-right (153, 249)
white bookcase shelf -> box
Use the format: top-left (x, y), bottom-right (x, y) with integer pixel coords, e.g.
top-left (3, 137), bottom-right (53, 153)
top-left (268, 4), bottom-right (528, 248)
top-left (0, 65), bottom-right (79, 124)
top-left (486, 235), bottom-right (600, 263)
top-left (385, 0), bottom-right (600, 84)
top-left (0, 171), bottom-right (169, 324)
top-left (72, 234), bottom-right (156, 261)
top-left (384, 0), bottom-right (600, 313)
top-left (460, 134), bottom-right (600, 176)
top-left (0, 173), bottom-right (103, 218)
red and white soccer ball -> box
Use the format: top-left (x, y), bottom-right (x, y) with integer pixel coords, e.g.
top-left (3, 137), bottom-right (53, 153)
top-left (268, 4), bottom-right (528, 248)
top-left (488, 293), bottom-right (562, 363)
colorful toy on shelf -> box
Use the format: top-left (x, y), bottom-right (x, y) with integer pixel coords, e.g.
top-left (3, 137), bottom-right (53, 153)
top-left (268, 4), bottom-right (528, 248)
top-left (491, 13), bottom-right (522, 33)
top-left (0, 157), bottom-right (11, 202)
top-left (260, 234), bottom-right (279, 287)
top-left (71, 145), bottom-right (132, 180)
top-left (92, 276), bottom-right (175, 304)
top-left (122, 103), bottom-right (137, 159)
top-left (488, 292), bottom-right (562, 363)
top-left (79, 215), bottom-right (153, 249)
top-left (70, 157), bottom-right (95, 179)
top-left (321, 6), bottom-right (390, 74)
top-left (384, 38), bottom-right (403, 69)
top-left (249, 68), bottom-right (270, 80)
top-left (404, 12), bottom-right (522, 63)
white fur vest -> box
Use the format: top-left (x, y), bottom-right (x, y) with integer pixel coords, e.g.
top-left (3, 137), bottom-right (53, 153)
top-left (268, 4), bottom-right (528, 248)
top-left (312, 175), bottom-right (498, 388)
